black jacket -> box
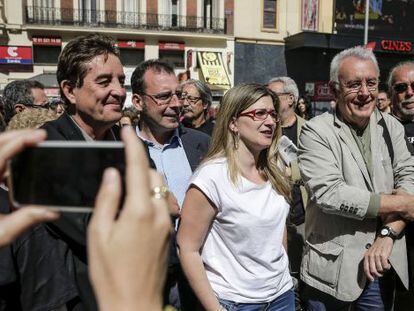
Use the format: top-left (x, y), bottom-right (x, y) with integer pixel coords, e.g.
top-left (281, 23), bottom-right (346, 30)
top-left (39, 113), bottom-right (154, 310)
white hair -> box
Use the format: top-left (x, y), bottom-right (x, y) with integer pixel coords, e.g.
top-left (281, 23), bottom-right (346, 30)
top-left (330, 46), bottom-right (379, 88)
top-left (387, 61), bottom-right (414, 91)
top-left (268, 76), bottom-right (299, 102)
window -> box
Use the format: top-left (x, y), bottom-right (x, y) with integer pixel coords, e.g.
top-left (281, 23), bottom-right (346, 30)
top-left (159, 50), bottom-right (185, 69)
top-left (33, 46), bottom-right (61, 64)
top-left (120, 49), bottom-right (145, 66)
top-left (262, 0), bottom-right (277, 30)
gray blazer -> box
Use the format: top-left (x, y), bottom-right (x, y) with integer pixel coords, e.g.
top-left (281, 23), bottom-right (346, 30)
top-left (298, 109), bottom-right (414, 301)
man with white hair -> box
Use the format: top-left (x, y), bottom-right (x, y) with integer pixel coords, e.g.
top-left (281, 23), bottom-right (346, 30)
top-left (388, 61), bottom-right (414, 145)
top-left (268, 77), bottom-right (307, 310)
top-left (299, 46), bottom-right (414, 310)
top-left (388, 61), bottom-right (414, 308)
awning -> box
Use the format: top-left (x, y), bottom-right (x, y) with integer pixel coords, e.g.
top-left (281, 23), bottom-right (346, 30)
top-left (197, 51), bottom-right (231, 90)
top-left (29, 73), bottom-right (58, 88)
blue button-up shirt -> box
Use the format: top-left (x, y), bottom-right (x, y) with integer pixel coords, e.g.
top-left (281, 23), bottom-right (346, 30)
top-left (136, 127), bottom-right (193, 208)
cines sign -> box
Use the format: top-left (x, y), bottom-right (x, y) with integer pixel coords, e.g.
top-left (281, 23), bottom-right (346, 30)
top-left (380, 40), bottom-right (412, 53)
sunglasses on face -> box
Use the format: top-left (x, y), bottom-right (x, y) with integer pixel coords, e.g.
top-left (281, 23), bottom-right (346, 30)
top-left (393, 82), bottom-right (414, 94)
top-left (238, 108), bottom-right (280, 122)
top-left (142, 90), bottom-right (184, 105)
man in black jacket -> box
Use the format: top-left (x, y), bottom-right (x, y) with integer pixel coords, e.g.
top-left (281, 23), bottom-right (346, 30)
top-left (131, 59), bottom-right (210, 310)
top-left (40, 34), bottom-right (129, 310)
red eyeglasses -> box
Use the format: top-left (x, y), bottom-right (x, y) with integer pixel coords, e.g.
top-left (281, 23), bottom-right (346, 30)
top-left (238, 108), bottom-right (280, 122)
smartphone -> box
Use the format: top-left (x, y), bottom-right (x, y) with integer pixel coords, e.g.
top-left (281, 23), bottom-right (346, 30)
top-left (8, 141), bottom-right (125, 212)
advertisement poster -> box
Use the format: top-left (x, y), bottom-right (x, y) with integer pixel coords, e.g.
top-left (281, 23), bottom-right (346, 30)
top-left (335, 0), bottom-right (414, 36)
top-left (302, 0), bottom-right (319, 31)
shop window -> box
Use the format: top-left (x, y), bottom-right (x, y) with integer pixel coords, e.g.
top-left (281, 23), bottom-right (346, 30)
top-left (33, 46), bottom-right (61, 64)
top-left (159, 50), bottom-right (185, 69)
top-left (262, 0), bottom-right (277, 30)
top-left (120, 49), bottom-right (145, 67)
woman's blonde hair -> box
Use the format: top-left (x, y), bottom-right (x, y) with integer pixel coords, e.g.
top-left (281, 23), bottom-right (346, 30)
top-left (204, 83), bottom-right (291, 200)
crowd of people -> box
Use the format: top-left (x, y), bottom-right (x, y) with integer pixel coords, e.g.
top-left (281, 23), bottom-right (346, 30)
top-left (1, 33), bottom-right (414, 311)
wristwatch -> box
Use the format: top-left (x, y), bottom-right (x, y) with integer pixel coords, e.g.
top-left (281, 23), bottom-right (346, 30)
top-left (378, 225), bottom-right (399, 240)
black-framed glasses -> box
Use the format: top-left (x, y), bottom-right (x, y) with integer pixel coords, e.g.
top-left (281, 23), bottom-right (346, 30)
top-left (141, 90), bottom-right (184, 106)
top-left (238, 109), bottom-right (280, 122)
top-left (24, 102), bottom-right (50, 109)
top-left (393, 82), bottom-right (414, 94)
top-left (182, 94), bottom-right (202, 105)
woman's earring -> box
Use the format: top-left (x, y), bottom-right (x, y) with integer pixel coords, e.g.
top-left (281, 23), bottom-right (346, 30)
top-left (233, 131), bottom-right (239, 149)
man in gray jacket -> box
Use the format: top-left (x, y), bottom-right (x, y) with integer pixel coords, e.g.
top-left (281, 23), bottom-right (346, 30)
top-left (299, 46), bottom-right (414, 310)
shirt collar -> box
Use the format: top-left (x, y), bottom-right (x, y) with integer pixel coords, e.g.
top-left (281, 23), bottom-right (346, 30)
top-left (136, 126), bottom-right (182, 147)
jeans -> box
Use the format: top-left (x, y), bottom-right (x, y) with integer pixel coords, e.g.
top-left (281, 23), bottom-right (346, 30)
top-left (304, 274), bottom-right (395, 311)
top-left (218, 288), bottom-right (295, 311)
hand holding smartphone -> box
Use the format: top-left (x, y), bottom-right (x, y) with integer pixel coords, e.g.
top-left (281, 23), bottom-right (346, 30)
top-left (8, 141), bottom-right (125, 212)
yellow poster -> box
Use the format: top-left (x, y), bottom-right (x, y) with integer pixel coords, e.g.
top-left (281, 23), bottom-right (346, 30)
top-left (197, 51), bottom-right (230, 88)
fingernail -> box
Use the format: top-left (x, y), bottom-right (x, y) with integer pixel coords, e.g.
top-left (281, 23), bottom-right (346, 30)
top-left (31, 129), bottom-right (47, 139)
top-left (103, 168), bottom-right (117, 183)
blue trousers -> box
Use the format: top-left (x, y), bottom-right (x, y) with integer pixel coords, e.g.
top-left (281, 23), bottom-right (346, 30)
top-left (218, 288), bottom-right (295, 311)
top-left (303, 274), bottom-right (395, 311)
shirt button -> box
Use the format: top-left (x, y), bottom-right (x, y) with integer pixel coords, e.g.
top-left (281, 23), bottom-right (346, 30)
top-left (365, 243), bottom-right (372, 249)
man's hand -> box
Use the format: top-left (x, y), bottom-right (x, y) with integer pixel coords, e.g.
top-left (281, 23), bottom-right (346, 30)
top-left (88, 127), bottom-right (171, 311)
top-left (363, 236), bottom-right (393, 282)
top-left (0, 129), bottom-right (59, 249)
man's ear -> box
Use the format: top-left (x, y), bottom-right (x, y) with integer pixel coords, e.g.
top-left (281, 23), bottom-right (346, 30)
top-left (132, 94), bottom-right (144, 112)
top-left (329, 81), bottom-right (339, 99)
top-left (60, 80), bottom-right (76, 105)
top-left (14, 104), bottom-right (26, 113)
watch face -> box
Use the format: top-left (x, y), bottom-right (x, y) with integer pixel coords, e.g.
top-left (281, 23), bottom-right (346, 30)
top-left (381, 228), bottom-right (390, 236)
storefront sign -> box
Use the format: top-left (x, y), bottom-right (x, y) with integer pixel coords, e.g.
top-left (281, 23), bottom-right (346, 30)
top-left (197, 51), bottom-right (230, 88)
top-left (159, 42), bottom-right (185, 51)
top-left (308, 81), bottom-right (334, 101)
top-left (32, 36), bottom-right (62, 46)
top-left (0, 46), bottom-right (33, 65)
top-left (117, 40), bottom-right (145, 49)
top-left (380, 40), bottom-right (412, 53)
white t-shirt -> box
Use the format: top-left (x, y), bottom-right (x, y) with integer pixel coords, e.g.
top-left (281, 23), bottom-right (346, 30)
top-left (189, 158), bottom-right (293, 303)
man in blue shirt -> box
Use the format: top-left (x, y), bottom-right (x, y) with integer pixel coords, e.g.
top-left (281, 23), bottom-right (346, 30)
top-left (131, 59), bottom-right (210, 310)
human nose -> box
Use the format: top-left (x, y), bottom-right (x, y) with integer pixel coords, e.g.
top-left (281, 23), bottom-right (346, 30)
top-left (358, 82), bottom-right (371, 97)
top-left (169, 93), bottom-right (183, 108)
top-left (406, 83), bottom-right (414, 98)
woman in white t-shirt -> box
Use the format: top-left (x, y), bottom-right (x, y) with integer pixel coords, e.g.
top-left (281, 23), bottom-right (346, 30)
top-left (177, 83), bottom-right (294, 311)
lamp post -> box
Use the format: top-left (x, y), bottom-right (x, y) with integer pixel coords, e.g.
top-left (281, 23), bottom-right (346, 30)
top-left (364, 0), bottom-right (370, 45)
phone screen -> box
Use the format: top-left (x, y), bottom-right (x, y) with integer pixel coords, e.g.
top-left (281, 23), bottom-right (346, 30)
top-left (9, 142), bottom-right (125, 211)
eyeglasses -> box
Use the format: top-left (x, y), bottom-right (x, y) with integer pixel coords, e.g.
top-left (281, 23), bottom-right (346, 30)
top-left (339, 79), bottom-right (378, 93)
top-left (238, 109), bottom-right (280, 122)
top-left (142, 90), bottom-right (184, 105)
top-left (25, 102), bottom-right (51, 109)
top-left (273, 92), bottom-right (291, 98)
top-left (393, 82), bottom-right (414, 94)
top-left (182, 94), bottom-right (202, 105)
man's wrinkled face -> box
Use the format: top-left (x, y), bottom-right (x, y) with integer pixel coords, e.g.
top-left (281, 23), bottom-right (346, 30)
top-left (391, 65), bottom-right (414, 118)
top-left (70, 53), bottom-right (126, 125)
top-left (335, 56), bottom-right (379, 128)
top-left (268, 81), bottom-right (295, 120)
top-left (377, 91), bottom-right (390, 112)
top-left (138, 70), bottom-right (183, 133)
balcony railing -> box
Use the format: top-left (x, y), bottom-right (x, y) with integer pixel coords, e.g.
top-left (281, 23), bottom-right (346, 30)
top-left (25, 6), bottom-right (226, 34)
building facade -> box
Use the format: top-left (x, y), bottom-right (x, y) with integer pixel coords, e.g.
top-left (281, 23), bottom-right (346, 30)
top-left (235, 0), bottom-right (414, 114)
top-left (0, 0), bottom-right (234, 101)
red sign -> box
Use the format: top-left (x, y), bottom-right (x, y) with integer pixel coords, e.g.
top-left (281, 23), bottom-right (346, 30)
top-left (0, 46), bottom-right (33, 65)
top-left (117, 40), bottom-right (145, 49)
top-left (32, 36), bottom-right (62, 46)
top-left (380, 40), bottom-right (412, 53)
top-left (159, 42), bottom-right (185, 51)
top-left (310, 82), bottom-right (335, 101)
